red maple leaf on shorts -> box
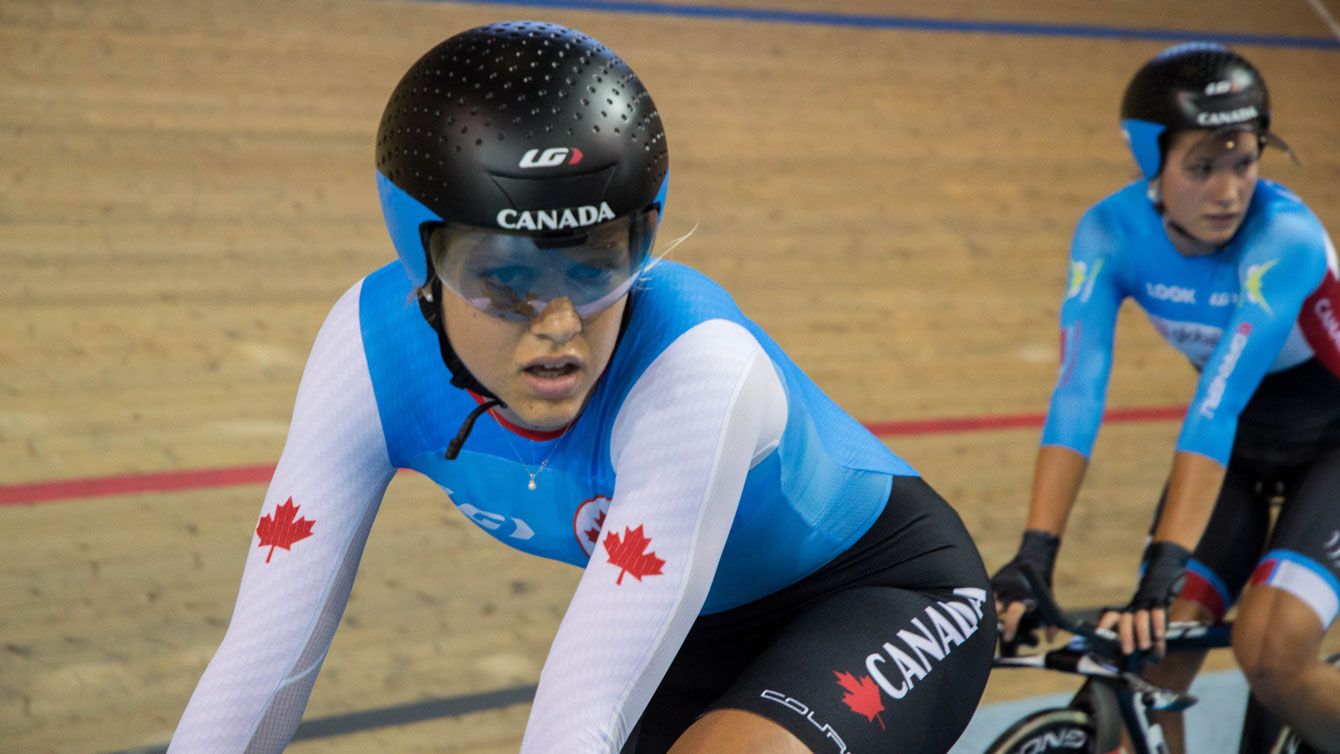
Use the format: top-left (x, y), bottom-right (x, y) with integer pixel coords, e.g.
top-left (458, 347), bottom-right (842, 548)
top-left (835, 671), bottom-right (885, 729)
top-left (603, 524), bottom-right (665, 584)
top-left (255, 497), bottom-right (315, 563)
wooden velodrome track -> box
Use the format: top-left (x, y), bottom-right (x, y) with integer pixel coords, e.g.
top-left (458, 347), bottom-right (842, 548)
top-left (3, 1), bottom-right (1339, 752)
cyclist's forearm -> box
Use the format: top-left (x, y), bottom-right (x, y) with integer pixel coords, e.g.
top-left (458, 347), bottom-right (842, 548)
top-left (1023, 444), bottom-right (1090, 536)
top-left (1150, 450), bottom-right (1225, 550)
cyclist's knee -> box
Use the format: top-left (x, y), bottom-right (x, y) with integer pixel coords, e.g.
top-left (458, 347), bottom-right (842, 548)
top-left (1144, 647), bottom-right (1206, 692)
top-left (1233, 627), bottom-right (1310, 707)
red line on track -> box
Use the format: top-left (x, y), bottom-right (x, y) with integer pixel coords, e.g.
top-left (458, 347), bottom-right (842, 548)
top-left (1, 465), bottom-right (277, 507)
top-left (863, 404), bottom-right (1185, 436)
top-left (1, 405), bottom-right (1186, 506)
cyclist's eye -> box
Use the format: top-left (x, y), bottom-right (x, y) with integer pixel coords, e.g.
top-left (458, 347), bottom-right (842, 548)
top-left (567, 263), bottom-right (616, 285)
top-left (1233, 154), bottom-right (1258, 174)
top-left (1186, 162), bottom-right (1214, 180)
top-left (481, 265), bottom-right (532, 289)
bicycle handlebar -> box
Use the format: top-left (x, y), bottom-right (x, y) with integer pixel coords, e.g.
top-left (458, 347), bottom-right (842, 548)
top-left (1015, 566), bottom-right (1126, 661)
top-left (1010, 566), bottom-right (1231, 668)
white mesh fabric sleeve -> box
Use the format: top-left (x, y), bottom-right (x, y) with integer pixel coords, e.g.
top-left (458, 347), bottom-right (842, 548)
top-left (519, 319), bottom-right (787, 753)
top-left (168, 281), bottom-right (395, 753)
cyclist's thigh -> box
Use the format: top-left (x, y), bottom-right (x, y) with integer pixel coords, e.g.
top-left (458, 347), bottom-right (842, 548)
top-left (706, 584), bottom-right (995, 754)
top-left (1245, 446), bottom-right (1340, 634)
top-left (1174, 462), bottom-right (1271, 621)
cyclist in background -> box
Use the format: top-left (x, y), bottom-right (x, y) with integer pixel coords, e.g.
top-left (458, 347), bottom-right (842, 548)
top-left (992, 42), bottom-right (1340, 754)
top-left (167, 21), bottom-right (995, 754)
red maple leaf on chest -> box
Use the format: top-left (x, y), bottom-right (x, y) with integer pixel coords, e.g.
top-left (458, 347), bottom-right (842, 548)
top-left (834, 671), bottom-right (885, 729)
top-left (255, 497), bottom-right (315, 563)
top-left (584, 509), bottom-right (607, 546)
top-left (603, 524), bottom-right (665, 584)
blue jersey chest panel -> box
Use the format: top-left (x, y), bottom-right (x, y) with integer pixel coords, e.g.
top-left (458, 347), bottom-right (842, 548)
top-left (1048, 179), bottom-right (1332, 462)
top-left (358, 261), bottom-right (914, 611)
top-left (1103, 181), bottom-right (1313, 365)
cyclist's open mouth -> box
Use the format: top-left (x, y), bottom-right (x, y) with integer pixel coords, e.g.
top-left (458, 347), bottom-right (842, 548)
top-left (526, 363), bottom-right (578, 378)
top-left (522, 358), bottom-right (583, 399)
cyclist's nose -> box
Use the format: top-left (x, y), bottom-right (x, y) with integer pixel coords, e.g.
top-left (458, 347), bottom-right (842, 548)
top-left (530, 297), bottom-right (582, 344)
top-left (1208, 170), bottom-right (1243, 208)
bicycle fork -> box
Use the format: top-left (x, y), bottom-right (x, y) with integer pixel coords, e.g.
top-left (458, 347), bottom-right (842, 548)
top-left (1116, 674), bottom-right (1197, 754)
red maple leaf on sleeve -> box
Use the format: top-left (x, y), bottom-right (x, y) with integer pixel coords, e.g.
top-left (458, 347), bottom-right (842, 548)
top-left (834, 671), bottom-right (885, 729)
top-left (603, 524), bottom-right (665, 584)
top-left (255, 497), bottom-right (315, 563)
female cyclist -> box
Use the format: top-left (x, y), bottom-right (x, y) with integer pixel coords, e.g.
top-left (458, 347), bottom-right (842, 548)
top-left (167, 21), bottom-right (995, 754)
top-left (992, 42), bottom-right (1340, 754)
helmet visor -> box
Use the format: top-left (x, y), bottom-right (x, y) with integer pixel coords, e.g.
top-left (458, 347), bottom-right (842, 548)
top-left (433, 208), bottom-right (658, 322)
top-left (1179, 123), bottom-right (1295, 172)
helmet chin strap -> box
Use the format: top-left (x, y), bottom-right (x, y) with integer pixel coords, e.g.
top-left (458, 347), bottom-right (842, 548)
top-left (416, 278), bottom-right (508, 460)
top-left (1147, 180), bottom-right (1230, 253)
top-left (417, 278), bottom-right (503, 400)
top-left (1165, 214), bottom-right (1211, 246)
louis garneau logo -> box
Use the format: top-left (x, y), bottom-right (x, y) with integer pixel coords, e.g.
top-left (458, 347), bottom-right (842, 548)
top-left (519, 147), bottom-right (584, 169)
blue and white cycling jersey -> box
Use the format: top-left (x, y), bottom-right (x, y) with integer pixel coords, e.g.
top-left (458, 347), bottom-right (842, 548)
top-left (168, 259), bottom-right (920, 754)
top-left (360, 259), bottom-right (915, 609)
top-left (1043, 179), bottom-right (1340, 464)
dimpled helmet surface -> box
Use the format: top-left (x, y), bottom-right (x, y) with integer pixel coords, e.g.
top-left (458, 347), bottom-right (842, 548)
top-left (376, 21), bottom-right (669, 286)
top-left (1119, 42), bottom-right (1270, 179)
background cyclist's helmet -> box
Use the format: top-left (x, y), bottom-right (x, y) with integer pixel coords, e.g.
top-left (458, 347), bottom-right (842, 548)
top-left (375, 20), bottom-right (669, 290)
top-left (1120, 42), bottom-right (1275, 180)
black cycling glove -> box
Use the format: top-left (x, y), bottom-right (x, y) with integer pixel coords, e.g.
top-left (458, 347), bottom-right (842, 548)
top-left (1127, 541), bottom-right (1190, 612)
top-left (990, 529), bottom-right (1061, 647)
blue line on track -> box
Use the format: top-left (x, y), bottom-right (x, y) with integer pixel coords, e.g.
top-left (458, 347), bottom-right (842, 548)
top-left (416, 0), bottom-right (1340, 50)
top-left (103, 684), bottom-right (539, 754)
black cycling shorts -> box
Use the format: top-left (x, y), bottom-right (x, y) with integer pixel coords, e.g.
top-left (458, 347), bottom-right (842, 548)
top-left (1150, 361), bottom-right (1340, 628)
top-left (1168, 445), bottom-right (1340, 629)
top-left (621, 475), bottom-right (996, 754)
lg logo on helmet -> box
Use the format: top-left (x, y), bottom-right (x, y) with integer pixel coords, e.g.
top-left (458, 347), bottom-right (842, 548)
top-left (1204, 79), bottom-right (1238, 95)
top-left (519, 147), bottom-right (584, 169)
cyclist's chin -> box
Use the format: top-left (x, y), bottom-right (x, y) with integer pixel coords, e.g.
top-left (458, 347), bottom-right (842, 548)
top-left (1195, 218), bottom-right (1243, 245)
top-left (501, 386), bottom-right (591, 432)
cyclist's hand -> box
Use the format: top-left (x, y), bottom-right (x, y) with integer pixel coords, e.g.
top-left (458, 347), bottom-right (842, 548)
top-left (990, 530), bottom-right (1060, 648)
top-left (1098, 541), bottom-right (1189, 658)
top-left (1097, 605), bottom-right (1169, 659)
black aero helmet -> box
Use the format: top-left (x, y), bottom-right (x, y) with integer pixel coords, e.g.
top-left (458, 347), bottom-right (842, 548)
top-left (375, 20), bottom-right (670, 289)
top-left (1120, 42), bottom-right (1274, 180)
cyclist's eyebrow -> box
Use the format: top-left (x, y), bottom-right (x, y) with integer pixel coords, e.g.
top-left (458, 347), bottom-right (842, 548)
top-left (565, 245), bottom-right (629, 265)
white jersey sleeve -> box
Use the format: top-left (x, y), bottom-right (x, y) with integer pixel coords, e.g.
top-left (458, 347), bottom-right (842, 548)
top-left (519, 318), bottom-right (788, 753)
top-left (168, 281), bottom-right (396, 753)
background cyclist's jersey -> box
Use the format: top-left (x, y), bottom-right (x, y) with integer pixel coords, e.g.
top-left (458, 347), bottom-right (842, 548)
top-left (168, 260), bottom-right (918, 754)
top-left (1042, 179), bottom-right (1340, 464)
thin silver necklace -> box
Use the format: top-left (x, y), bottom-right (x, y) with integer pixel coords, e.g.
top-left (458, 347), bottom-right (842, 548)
top-left (500, 419), bottom-right (573, 491)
